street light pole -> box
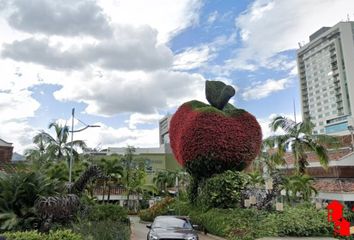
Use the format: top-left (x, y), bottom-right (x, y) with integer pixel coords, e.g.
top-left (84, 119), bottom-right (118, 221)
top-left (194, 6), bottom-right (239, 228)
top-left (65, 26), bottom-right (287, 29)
top-left (69, 108), bottom-right (75, 184)
top-left (68, 108), bottom-right (100, 184)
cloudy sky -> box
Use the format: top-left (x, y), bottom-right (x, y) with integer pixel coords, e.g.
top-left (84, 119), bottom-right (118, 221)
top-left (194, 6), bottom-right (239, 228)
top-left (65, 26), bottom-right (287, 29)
top-left (1, 0), bottom-right (354, 153)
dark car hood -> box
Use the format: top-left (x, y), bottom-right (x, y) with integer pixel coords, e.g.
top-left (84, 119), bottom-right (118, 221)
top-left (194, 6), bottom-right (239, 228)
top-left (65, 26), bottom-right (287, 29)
top-left (151, 227), bottom-right (196, 239)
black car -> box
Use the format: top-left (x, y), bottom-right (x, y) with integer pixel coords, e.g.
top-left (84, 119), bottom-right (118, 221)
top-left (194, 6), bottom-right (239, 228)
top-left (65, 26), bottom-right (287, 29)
top-left (147, 216), bottom-right (199, 240)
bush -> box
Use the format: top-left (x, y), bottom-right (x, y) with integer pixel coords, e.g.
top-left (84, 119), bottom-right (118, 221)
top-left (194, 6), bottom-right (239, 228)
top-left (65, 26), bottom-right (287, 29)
top-left (85, 204), bottom-right (128, 223)
top-left (0, 171), bottom-right (63, 231)
top-left (139, 197), bottom-right (174, 222)
top-left (1, 230), bottom-right (82, 240)
top-left (198, 170), bottom-right (246, 209)
top-left (170, 200), bottom-right (332, 239)
top-left (72, 220), bottom-right (130, 240)
top-left (265, 204), bottom-right (331, 237)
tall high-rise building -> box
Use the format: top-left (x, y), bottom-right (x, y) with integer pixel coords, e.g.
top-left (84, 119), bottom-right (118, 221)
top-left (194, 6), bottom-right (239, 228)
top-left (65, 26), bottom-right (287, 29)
top-left (297, 22), bottom-right (354, 135)
top-left (159, 115), bottom-right (172, 145)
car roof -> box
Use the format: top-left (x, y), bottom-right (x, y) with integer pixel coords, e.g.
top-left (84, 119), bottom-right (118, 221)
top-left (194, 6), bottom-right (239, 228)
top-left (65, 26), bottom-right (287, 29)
top-left (155, 216), bottom-right (189, 220)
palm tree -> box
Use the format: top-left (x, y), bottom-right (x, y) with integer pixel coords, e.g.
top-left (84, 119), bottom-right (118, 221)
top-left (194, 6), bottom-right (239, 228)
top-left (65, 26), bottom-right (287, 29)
top-left (267, 116), bottom-right (338, 175)
top-left (153, 171), bottom-right (175, 195)
top-left (253, 140), bottom-right (286, 174)
top-left (281, 174), bottom-right (317, 202)
top-left (34, 122), bottom-right (86, 165)
top-left (100, 158), bottom-right (124, 202)
top-left (123, 146), bottom-right (136, 204)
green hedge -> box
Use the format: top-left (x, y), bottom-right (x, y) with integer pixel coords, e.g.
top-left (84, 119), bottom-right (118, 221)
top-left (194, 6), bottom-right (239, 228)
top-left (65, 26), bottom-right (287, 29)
top-left (85, 204), bottom-right (128, 223)
top-left (170, 200), bottom-right (333, 240)
top-left (72, 203), bottom-right (130, 240)
top-left (1, 230), bottom-right (82, 240)
top-left (197, 170), bottom-right (246, 209)
top-left (72, 220), bottom-right (130, 240)
top-left (264, 204), bottom-right (331, 237)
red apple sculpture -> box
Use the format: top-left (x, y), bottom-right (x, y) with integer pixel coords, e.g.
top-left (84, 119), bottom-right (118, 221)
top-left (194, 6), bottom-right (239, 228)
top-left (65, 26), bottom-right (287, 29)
top-left (169, 80), bottom-right (262, 178)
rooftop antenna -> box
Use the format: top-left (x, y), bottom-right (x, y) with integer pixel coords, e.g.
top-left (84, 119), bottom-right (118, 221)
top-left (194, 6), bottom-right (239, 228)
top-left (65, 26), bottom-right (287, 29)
top-left (347, 14), bottom-right (351, 22)
top-left (298, 42), bottom-right (302, 48)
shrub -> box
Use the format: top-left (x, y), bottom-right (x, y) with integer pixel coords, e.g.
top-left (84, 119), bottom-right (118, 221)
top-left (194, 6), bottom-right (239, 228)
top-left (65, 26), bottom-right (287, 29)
top-left (0, 171), bottom-right (63, 231)
top-left (265, 204), bottom-right (331, 237)
top-left (170, 200), bottom-right (332, 239)
top-left (198, 171), bottom-right (247, 209)
top-left (1, 230), bottom-right (82, 240)
top-left (72, 220), bottom-right (130, 240)
top-left (139, 197), bottom-right (174, 222)
top-left (85, 204), bottom-right (128, 223)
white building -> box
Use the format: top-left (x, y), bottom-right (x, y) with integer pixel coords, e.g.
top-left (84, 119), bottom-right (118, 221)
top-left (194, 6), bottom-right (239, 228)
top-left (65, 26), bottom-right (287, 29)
top-left (297, 21), bottom-right (354, 135)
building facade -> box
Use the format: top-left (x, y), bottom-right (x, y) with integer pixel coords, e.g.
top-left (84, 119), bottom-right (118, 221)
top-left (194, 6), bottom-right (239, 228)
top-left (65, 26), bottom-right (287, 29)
top-left (159, 115), bottom-right (172, 145)
top-left (0, 138), bottom-right (13, 167)
top-left (297, 21), bottom-right (354, 135)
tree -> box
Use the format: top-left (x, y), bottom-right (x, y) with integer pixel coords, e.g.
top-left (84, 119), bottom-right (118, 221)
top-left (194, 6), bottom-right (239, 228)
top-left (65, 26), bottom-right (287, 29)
top-left (122, 146), bottom-right (136, 204)
top-left (153, 171), bottom-right (175, 195)
top-left (100, 158), bottom-right (124, 202)
top-left (281, 174), bottom-right (317, 202)
top-left (34, 122), bottom-right (86, 165)
top-left (267, 116), bottom-right (338, 175)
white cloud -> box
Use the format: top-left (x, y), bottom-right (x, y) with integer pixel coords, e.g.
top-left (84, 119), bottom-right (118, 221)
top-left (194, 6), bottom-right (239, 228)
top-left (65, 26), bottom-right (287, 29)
top-left (2, 25), bottom-right (173, 71)
top-left (173, 33), bottom-right (237, 71)
top-left (0, 120), bottom-right (38, 154)
top-left (173, 46), bottom-right (211, 70)
top-left (53, 70), bottom-right (206, 116)
top-left (0, 89), bottom-right (40, 122)
top-left (97, 0), bottom-right (202, 43)
top-left (126, 112), bottom-right (163, 129)
top-left (3, 0), bottom-right (112, 38)
top-left (0, 89), bottom-right (40, 154)
top-left (207, 11), bottom-right (218, 24)
top-left (74, 122), bottom-right (160, 149)
top-left (242, 78), bottom-right (292, 100)
top-left (216, 0), bottom-right (354, 74)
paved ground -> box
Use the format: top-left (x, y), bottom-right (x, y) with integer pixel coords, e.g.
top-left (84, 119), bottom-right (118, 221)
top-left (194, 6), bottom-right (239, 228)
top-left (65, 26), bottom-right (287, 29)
top-left (129, 216), bottom-right (224, 240)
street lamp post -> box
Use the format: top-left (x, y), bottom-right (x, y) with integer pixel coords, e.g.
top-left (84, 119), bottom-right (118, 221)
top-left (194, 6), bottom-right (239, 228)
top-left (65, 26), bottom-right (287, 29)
top-left (68, 108), bottom-right (100, 184)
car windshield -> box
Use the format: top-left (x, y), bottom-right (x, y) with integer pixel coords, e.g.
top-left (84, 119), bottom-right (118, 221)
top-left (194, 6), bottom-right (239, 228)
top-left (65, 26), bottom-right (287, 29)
top-left (152, 217), bottom-right (192, 229)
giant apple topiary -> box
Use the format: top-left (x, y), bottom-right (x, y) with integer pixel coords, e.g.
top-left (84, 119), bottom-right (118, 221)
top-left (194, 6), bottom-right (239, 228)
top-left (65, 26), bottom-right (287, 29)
top-left (169, 80), bottom-right (262, 179)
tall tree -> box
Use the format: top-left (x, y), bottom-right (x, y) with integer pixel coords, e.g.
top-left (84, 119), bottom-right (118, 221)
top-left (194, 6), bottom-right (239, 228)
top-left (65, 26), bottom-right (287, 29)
top-left (33, 122), bottom-right (86, 165)
top-left (267, 116), bottom-right (338, 175)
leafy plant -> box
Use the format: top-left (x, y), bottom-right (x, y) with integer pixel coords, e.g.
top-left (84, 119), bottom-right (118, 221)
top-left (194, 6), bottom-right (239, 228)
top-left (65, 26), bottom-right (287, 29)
top-left (0, 171), bottom-right (62, 231)
top-left (138, 197), bottom-right (174, 222)
top-left (71, 220), bottom-right (129, 240)
top-left (1, 229), bottom-right (83, 240)
top-left (267, 116), bottom-right (338, 174)
top-left (198, 170), bottom-right (247, 209)
top-left (85, 204), bottom-right (128, 223)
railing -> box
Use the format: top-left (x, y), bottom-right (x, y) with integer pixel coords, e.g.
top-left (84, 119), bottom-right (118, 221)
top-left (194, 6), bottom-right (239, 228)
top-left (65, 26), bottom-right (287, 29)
top-left (93, 186), bottom-right (127, 195)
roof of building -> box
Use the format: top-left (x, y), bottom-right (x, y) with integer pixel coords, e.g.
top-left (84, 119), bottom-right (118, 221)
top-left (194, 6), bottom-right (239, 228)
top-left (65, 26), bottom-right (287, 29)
top-left (0, 138), bottom-right (13, 147)
top-left (313, 178), bottom-right (354, 193)
top-left (284, 148), bottom-right (352, 165)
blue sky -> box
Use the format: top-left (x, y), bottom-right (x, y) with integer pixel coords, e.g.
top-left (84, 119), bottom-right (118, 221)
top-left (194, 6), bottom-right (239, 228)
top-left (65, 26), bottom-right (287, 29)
top-left (0, 0), bottom-right (354, 153)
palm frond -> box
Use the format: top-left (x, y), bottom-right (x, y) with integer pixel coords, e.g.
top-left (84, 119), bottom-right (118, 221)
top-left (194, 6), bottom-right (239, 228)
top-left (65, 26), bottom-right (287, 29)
top-left (270, 116), bottom-right (296, 133)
